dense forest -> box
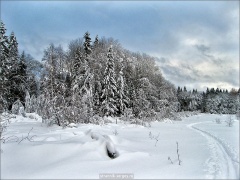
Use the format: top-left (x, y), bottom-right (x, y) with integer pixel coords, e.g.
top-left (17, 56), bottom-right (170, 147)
top-left (1, 21), bottom-right (239, 127)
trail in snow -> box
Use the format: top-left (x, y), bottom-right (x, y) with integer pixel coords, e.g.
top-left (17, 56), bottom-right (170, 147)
top-left (188, 122), bottom-right (239, 179)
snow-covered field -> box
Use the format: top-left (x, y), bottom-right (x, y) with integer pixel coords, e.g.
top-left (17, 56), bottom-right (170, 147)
top-left (1, 113), bottom-right (239, 179)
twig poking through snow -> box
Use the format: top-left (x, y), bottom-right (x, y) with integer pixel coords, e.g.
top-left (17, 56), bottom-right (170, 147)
top-left (154, 133), bottom-right (160, 147)
top-left (149, 131), bottom-right (153, 139)
top-left (149, 132), bottom-right (160, 146)
top-left (176, 141), bottom-right (182, 165)
top-left (168, 156), bottom-right (173, 164)
top-left (18, 127), bottom-right (36, 144)
top-left (1, 135), bottom-right (19, 144)
top-left (112, 129), bottom-right (118, 136)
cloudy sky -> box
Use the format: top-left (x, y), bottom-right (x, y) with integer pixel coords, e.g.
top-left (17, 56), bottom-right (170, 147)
top-left (1, 1), bottom-right (239, 91)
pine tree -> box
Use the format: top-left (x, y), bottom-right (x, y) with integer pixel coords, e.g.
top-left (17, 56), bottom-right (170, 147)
top-left (184, 86), bottom-right (187, 92)
top-left (100, 46), bottom-right (118, 117)
top-left (0, 21), bottom-right (10, 111)
top-left (42, 43), bottom-right (58, 98)
top-left (15, 52), bottom-right (27, 104)
top-left (71, 33), bottom-right (94, 123)
top-left (177, 86), bottom-right (181, 94)
top-left (84, 31), bottom-right (92, 57)
top-left (116, 63), bottom-right (129, 115)
top-left (0, 21), bottom-right (9, 59)
top-left (93, 35), bottom-right (99, 49)
top-left (7, 31), bottom-right (28, 108)
top-left (201, 92), bottom-right (207, 112)
top-left (8, 32), bottom-right (19, 70)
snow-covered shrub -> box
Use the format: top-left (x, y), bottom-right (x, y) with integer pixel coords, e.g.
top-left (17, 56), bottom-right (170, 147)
top-left (129, 118), bottom-right (141, 125)
top-left (0, 115), bottom-right (7, 140)
top-left (30, 95), bottom-right (38, 113)
top-left (25, 90), bottom-right (31, 113)
top-left (225, 115), bottom-right (234, 127)
top-left (45, 116), bottom-right (57, 127)
top-left (28, 114), bottom-right (35, 119)
top-left (236, 111), bottom-right (240, 120)
top-left (67, 123), bottom-right (77, 128)
top-left (19, 107), bottom-right (27, 117)
top-left (112, 129), bottom-right (118, 136)
top-left (61, 119), bottom-right (69, 129)
top-left (121, 108), bottom-right (134, 122)
top-left (90, 115), bottom-right (104, 125)
top-left (11, 99), bottom-right (26, 117)
top-left (215, 118), bottom-right (221, 124)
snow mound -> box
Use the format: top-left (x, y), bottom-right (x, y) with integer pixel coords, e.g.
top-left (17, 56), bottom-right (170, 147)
top-left (67, 123), bottom-right (77, 128)
top-left (91, 132), bottom-right (118, 159)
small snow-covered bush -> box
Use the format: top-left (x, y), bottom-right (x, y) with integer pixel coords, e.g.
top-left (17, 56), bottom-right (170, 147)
top-left (11, 99), bottom-right (26, 117)
top-left (19, 107), bottom-right (26, 117)
top-left (130, 118), bottom-right (141, 125)
top-left (0, 116), bottom-right (7, 140)
top-left (67, 123), bottom-right (77, 128)
top-left (215, 118), bottom-right (221, 124)
top-left (46, 116), bottom-right (57, 127)
top-left (112, 129), bottom-right (118, 136)
top-left (90, 115), bottom-right (104, 125)
top-left (236, 111), bottom-right (240, 120)
top-left (28, 114), bottom-right (35, 119)
top-left (121, 108), bottom-right (134, 122)
top-left (225, 115), bottom-right (234, 127)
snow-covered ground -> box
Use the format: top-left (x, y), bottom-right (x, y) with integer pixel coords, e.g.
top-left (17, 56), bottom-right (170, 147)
top-left (1, 113), bottom-right (239, 179)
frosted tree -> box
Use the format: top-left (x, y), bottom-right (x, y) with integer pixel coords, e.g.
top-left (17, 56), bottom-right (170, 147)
top-left (15, 52), bottom-right (27, 104)
top-left (100, 46), bottom-right (118, 117)
top-left (0, 21), bottom-right (9, 111)
top-left (8, 32), bottom-right (19, 69)
top-left (8, 32), bottom-right (20, 107)
top-left (42, 43), bottom-right (58, 98)
top-left (116, 63), bottom-right (129, 115)
top-left (25, 90), bottom-right (31, 113)
top-left (7, 31), bottom-right (28, 109)
top-left (0, 21), bottom-right (9, 58)
top-left (84, 31), bottom-right (92, 56)
top-left (70, 32), bottom-right (94, 123)
top-left (41, 44), bottom-right (68, 126)
top-left (93, 35), bottom-right (99, 49)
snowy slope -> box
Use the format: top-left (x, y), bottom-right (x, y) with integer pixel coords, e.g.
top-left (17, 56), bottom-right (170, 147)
top-left (1, 113), bottom-right (239, 179)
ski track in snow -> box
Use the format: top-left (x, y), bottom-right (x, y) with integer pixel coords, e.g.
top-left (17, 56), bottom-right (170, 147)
top-left (188, 122), bottom-right (239, 179)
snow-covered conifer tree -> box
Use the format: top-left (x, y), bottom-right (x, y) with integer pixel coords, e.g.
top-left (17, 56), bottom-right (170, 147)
top-left (100, 46), bottom-right (118, 117)
top-left (84, 31), bottom-right (92, 56)
top-left (116, 63), bottom-right (129, 115)
top-left (8, 32), bottom-right (19, 69)
top-left (93, 35), bottom-right (99, 49)
top-left (0, 21), bottom-right (10, 111)
top-left (25, 90), bottom-right (31, 113)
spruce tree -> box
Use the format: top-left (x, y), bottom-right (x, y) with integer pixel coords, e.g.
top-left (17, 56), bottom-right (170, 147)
top-left (0, 21), bottom-right (9, 59)
top-left (100, 46), bottom-right (118, 117)
top-left (177, 86), bottom-right (181, 94)
top-left (93, 35), bottom-right (99, 49)
top-left (8, 32), bottom-right (19, 70)
top-left (184, 86), bottom-right (187, 92)
top-left (0, 21), bottom-right (9, 111)
top-left (116, 63), bottom-right (128, 115)
top-left (84, 31), bottom-right (92, 57)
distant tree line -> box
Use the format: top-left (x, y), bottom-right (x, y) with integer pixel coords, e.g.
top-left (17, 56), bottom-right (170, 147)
top-left (1, 21), bottom-right (239, 126)
top-left (177, 86), bottom-right (240, 114)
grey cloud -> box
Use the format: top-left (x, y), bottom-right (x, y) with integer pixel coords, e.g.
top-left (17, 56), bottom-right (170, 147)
top-left (2, 1), bottom-right (238, 91)
top-left (195, 44), bottom-right (210, 55)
